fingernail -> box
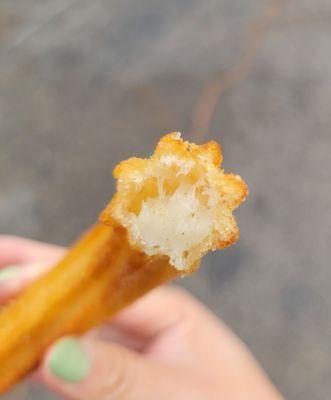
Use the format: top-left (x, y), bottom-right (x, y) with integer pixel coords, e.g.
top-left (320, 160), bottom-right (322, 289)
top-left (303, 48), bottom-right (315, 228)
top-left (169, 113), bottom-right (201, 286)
top-left (0, 265), bottom-right (21, 282)
top-left (48, 338), bottom-right (90, 382)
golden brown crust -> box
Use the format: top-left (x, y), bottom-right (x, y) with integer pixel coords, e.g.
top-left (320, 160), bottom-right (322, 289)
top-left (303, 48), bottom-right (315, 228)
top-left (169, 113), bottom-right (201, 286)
top-left (101, 132), bottom-right (248, 270)
top-left (0, 132), bottom-right (248, 393)
top-left (0, 223), bottom-right (178, 393)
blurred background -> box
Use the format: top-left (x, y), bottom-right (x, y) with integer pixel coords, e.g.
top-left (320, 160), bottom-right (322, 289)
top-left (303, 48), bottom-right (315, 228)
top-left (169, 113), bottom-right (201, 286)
top-left (0, 0), bottom-right (330, 399)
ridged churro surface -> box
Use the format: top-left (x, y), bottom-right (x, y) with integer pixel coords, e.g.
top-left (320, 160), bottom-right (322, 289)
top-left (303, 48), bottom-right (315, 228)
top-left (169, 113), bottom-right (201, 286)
top-left (0, 133), bottom-right (247, 393)
top-left (0, 223), bottom-right (177, 393)
top-left (102, 132), bottom-right (248, 270)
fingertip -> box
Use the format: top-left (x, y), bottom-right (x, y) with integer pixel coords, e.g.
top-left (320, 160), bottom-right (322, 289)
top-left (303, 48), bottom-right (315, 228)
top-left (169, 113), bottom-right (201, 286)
top-left (0, 235), bottom-right (65, 267)
top-left (0, 265), bottom-right (21, 282)
top-left (0, 265), bottom-right (25, 302)
top-left (41, 336), bottom-right (153, 400)
top-left (44, 337), bottom-right (90, 381)
top-left (0, 262), bottom-right (52, 303)
top-left (41, 337), bottom-right (92, 399)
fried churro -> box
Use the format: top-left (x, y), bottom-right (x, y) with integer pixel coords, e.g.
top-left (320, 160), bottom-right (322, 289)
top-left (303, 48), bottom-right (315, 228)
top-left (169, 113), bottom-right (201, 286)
top-left (0, 133), bottom-right (248, 393)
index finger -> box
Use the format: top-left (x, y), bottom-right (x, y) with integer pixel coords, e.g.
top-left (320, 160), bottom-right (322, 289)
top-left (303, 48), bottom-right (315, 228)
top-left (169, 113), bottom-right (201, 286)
top-left (110, 286), bottom-right (203, 340)
top-left (0, 236), bottom-right (65, 304)
top-left (0, 235), bottom-right (65, 267)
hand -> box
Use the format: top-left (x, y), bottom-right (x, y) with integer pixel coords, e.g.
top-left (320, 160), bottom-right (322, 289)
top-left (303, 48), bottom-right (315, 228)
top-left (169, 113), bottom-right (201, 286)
top-left (0, 235), bottom-right (283, 400)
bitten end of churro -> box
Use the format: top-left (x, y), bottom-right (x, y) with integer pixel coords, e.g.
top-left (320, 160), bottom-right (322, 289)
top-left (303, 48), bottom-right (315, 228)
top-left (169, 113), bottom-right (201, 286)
top-left (101, 132), bottom-right (248, 272)
top-left (0, 132), bottom-right (248, 395)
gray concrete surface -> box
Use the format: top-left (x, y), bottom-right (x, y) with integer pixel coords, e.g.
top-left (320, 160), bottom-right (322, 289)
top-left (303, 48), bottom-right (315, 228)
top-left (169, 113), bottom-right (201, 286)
top-left (1, 1), bottom-right (331, 399)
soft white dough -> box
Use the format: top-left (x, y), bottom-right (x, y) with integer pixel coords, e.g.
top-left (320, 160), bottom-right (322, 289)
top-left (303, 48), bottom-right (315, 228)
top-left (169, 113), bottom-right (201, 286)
top-left (129, 179), bottom-right (216, 270)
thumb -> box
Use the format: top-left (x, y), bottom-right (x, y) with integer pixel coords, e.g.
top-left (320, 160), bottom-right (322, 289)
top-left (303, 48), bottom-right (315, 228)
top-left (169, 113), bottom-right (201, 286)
top-left (41, 336), bottom-right (168, 400)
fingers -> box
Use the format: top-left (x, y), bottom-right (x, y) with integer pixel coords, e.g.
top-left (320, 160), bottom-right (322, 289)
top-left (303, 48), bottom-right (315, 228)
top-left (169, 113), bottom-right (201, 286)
top-left (0, 261), bottom-right (54, 303)
top-left (41, 336), bottom-right (167, 400)
top-left (111, 285), bottom-right (248, 370)
top-left (87, 324), bottom-right (146, 352)
top-left (0, 235), bottom-right (65, 267)
top-left (86, 287), bottom-right (204, 354)
top-left (0, 236), bottom-right (65, 304)
top-left (111, 286), bottom-right (198, 340)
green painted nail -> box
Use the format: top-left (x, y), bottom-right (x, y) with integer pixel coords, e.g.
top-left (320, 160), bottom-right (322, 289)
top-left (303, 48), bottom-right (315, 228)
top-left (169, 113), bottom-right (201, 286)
top-left (49, 338), bottom-right (90, 382)
top-left (0, 266), bottom-right (21, 282)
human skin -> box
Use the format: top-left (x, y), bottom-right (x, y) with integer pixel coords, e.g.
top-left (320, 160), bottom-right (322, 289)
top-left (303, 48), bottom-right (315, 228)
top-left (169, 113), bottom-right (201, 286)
top-left (0, 235), bottom-right (283, 400)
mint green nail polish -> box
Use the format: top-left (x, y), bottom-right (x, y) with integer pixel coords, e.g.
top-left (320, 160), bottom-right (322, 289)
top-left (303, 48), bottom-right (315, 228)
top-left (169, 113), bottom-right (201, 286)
top-left (49, 338), bottom-right (90, 382)
top-left (0, 266), bottom-right (21, 282)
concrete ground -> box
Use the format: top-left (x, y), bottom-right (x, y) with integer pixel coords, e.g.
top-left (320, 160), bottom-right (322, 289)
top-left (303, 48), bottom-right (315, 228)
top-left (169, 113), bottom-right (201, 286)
top-left (1, 1), bottom-right (330, 399)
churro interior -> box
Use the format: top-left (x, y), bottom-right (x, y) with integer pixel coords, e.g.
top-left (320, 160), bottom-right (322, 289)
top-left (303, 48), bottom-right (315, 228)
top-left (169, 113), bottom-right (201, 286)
top-left (101, 132), bottom-right (248, 271)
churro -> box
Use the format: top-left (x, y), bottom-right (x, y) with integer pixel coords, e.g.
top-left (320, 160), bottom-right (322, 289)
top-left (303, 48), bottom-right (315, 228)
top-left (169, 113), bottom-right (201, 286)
top-left (0, 133), bottom-right (248, 393)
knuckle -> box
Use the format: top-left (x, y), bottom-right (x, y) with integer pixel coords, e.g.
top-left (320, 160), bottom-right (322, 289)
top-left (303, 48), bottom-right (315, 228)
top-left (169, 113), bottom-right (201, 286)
top-left (165, 287), bottom-right (208, 329)
top-left (167, 286), bottom-right (195, 306)
top-left (99, 351), bottom-right (135, 400)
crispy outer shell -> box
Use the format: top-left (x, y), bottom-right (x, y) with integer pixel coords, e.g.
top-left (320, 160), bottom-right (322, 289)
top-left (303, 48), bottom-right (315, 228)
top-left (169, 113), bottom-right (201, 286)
top-left (0, 133), bottom-right (248, 393)
top-left (0, 222), bottom-right (178, 394)
top-left (101, 132), bottom-right (248, 266)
